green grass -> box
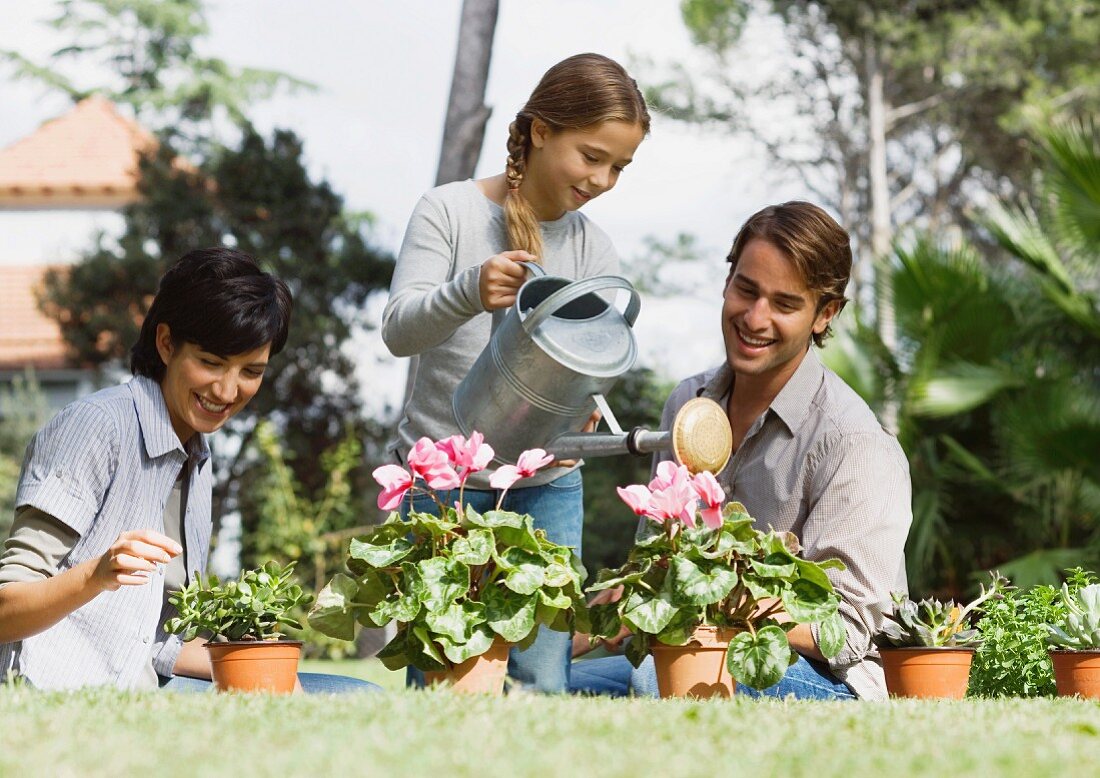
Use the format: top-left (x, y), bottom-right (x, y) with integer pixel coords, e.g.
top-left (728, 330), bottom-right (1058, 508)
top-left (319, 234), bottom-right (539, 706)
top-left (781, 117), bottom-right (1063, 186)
top-left (2, 664), bottom-right (1099, 777)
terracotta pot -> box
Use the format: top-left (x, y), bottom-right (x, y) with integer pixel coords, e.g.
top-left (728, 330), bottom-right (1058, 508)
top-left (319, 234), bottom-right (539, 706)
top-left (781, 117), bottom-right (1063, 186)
top-left (424, 639), bottom-right (511, 695)
top-left (205, 639), bottom-right (302, 694)
top-left (1049, 650), bottom-right (1100, 699)
top-left (879, 646), bottom-right (974, 699)
top-left (650, 626), bottom-right (740, 699)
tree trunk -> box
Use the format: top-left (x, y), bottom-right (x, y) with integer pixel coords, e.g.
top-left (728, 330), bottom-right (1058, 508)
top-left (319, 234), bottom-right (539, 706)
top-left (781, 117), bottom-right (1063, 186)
top-left (434, 0), bottom-right (500, 186)
top-left (865, 36), bottom-right (899, 434)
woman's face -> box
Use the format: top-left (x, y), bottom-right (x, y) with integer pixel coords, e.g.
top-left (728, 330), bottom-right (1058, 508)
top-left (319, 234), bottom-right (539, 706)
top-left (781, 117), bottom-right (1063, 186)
top-left (156, 324), bottom-right (271, 444)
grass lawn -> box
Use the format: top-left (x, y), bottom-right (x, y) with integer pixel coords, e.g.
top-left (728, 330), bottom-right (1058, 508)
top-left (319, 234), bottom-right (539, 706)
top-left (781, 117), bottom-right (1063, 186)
top-left (2, 660), bottom-right (1098, 777)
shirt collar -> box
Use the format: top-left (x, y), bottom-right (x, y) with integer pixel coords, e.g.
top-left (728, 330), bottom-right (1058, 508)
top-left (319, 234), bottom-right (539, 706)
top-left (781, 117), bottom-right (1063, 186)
top-left (769, 348), bottom-right (825, 434)
top-left (130, 375), bottom-right (211, 466)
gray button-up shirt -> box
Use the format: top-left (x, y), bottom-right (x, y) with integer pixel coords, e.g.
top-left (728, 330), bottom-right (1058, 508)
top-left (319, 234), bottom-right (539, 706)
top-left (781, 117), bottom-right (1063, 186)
top-left (656, 349), bottom-right (912, 700)
top-left (0, 375), bottom-right (212, 690)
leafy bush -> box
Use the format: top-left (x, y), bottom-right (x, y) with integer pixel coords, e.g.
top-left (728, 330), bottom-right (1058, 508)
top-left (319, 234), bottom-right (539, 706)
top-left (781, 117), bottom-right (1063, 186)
top-left (164, 561), bottom-right (310, 642)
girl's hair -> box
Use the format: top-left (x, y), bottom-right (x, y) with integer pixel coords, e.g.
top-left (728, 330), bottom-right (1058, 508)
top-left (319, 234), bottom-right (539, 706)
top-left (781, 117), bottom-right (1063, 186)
top-left (130, 246), bottom-right (293, 380)
top-left (505, 53), bottom-right (650, 259)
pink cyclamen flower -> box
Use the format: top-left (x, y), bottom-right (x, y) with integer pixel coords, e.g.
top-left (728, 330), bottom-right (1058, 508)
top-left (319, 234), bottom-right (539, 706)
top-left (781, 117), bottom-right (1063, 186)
top-left (616, 485), bottom-right (653, 516)
top-left (649, 460), bottom-right (692, 491)
top-left (436, 432), bottom-right (495, 479)
top-left (692, 470), bottom-right (725, 529)
top-left (648, 483), bottom-right (699, 527)
top-left (488, 447), bottom-right (555, 491)
top-left (407, 437), bottom-right (461, 490)
top-left (373, 464), bottom-right (413, 511)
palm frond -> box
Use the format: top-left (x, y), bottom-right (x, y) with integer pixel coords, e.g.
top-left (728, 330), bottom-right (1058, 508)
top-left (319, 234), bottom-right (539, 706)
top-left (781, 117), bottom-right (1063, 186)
top-left (1040, 120), bottom-right (1100, 251)
top-left (908, 362), bottom-right (1024, 418)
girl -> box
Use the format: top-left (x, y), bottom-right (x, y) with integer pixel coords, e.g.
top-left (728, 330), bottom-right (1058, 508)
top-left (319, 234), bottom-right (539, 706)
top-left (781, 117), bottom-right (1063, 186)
top-left (381, 52), bottom-right (650, 692)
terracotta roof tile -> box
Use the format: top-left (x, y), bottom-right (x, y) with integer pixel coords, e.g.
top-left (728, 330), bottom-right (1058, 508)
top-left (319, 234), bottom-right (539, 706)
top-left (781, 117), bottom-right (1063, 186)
top-left (0, 95), bottom-right (155, 207)
top-left (0, 265), bottom-right (73, 369)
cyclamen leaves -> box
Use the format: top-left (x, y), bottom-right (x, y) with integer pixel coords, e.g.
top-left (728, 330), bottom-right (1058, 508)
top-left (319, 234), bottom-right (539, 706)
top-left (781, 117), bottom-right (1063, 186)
top-left (818, 611), bottom-right (847, 659)
top-left (726, 625), bottom-right (791, 690)
top-left (484, 585), bottom-right (538, 642)
top-left (669, 557), bottom-right (738, 606)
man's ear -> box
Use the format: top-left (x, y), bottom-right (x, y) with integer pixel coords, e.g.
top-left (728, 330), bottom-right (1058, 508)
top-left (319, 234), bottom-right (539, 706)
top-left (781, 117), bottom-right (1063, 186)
top-left (530, 117), bottom-right (551, 149)
top-left (813, 299), bottom-right (842, 335)
top-left (155, 323), bottom-right (174, 366)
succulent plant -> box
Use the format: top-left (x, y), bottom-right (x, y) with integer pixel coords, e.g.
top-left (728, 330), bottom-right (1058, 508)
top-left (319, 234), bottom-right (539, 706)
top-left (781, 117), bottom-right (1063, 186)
top-left (1045, 583), bottom-right (1100, 650)
top-left (876, 571), bottom-right (1009, 648)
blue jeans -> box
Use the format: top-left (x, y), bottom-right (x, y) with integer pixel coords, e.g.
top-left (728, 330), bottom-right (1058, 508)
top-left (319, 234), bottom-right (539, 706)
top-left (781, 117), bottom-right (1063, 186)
top-left (158, 673), bottom-right (380, 693)
top-left (403, 470), bottom-right (584, 693)
top-left (569, 652), bottom-right (856, 700)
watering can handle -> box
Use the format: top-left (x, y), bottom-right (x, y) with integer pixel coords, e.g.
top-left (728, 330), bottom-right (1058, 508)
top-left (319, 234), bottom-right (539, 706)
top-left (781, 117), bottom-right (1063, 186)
top-left (490, 261), bottom-right (546, 334)
top-left (521, 275), bottom-right (641, 335)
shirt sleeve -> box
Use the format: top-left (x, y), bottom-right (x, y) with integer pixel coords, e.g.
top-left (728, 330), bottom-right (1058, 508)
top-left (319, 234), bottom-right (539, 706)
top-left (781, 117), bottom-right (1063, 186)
top-left (0, 506), bottom-right (81, 588)
top-left (14, 401), bottom-right (120, 537)
top-left (381, 194), bottom-right (486, 357)
top-left (800, 432), bottom-right (912, 669)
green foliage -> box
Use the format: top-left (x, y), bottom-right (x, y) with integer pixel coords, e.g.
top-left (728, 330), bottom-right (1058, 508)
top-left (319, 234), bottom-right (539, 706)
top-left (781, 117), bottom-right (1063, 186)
top-left (876, 572), bottom-right (1008, 648)
top-left (0, 370), bottom-right (52, 539)
top-left (164, 560), bottom-right (310, 642)
top-left (308, 504), bottom-right (588, 672)
top-left (970, 568), bottom-right (1097, 697)
top-left (1046, 580), bottom-right (1100, 650)
top-left (589, 502), bottom-right (846, 690)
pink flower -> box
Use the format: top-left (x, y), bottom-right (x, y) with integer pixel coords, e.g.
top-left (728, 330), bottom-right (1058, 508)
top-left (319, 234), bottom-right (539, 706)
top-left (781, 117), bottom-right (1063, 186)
top-left (616, 485), bottom-right (653, 516)
top-left (373, 464), bottom-right (412, 511)
top-left (407, 437), bottom-right (461, 490)
top-left (488, 447), bottom-right (554, 490)
top-left (436, 432), bottom-right (495, 480)
top-left (649, 461), bottom-right (692, 491)
top-left (648, 484), bottom-right (698, 527)
top-left (692, 471), bottom-right (725, 529)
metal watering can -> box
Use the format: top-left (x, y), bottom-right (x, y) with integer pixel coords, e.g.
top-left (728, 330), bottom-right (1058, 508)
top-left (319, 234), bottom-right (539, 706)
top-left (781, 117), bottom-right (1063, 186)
top-left (453, 263), bottom-right (732, 474)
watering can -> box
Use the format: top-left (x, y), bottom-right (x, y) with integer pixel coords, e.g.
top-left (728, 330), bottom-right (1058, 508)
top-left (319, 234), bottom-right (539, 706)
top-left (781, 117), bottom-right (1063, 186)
top-left (452, 263), bottom-right (732, 474)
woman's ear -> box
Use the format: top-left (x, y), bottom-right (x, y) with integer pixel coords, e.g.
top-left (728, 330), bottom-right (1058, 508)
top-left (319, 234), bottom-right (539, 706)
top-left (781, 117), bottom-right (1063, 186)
top-left (155, 323), bottom-right (174, 366)
top-left (530, 117), bottom-right (550, 149)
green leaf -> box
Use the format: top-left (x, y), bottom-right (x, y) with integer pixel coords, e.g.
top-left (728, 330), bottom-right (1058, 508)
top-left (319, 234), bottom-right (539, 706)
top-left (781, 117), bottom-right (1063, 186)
top-left (377, 631), bottom-right (410, 671)
top-left (624, 632), bottom-right (650, 669)
top-left (623, 589), bottom-right (678, 635)
top-left (467, 509), bottom-right (525, 530)
top-left (349, 536), bottom-right (415, 568)
top-left (793, 558), bottom-right (834, 591)
top-left (424, 602), bottom-right (472, 643)
top-left (588, 559), bottom-right (653, 591)
top-left (742, 573), bottom-right (784, 602)
top-left (416, 557), bottom-right (470, 611)
top-left (751, 552), bottom-right (796, 580)
top-left (669, 557), bottom-right (738, 606)
top-left (655, 606), bottom-right (703, 646)
top-left (781, 580), bottom-right (838, 623)
top-left (306, 573), bottom-right (359, 641)
top-left (354, 568), bottom-right (395, 609)
top-left (410, 625), bottom-right (447, 671)
top-left (726, 625), bottom-right (791, 690)
top-left (451, 529), bottom-right (493, 566)
top-left (437, 624), bottom-right (496, 665)
top-left (538, 587), bottom-right (572, 610)
top-left (494, 523), bottom-right (541, 553)
top-left (818, 612), bottom-right (847, 659)
top-left (501, 548), bottom-right (546, 596)
top-left (483, 586), bottom-right (538, 643)
top-left (588, 602), bottom-right (623, 640)
top-left (542, 561), bottom-right (576, 589)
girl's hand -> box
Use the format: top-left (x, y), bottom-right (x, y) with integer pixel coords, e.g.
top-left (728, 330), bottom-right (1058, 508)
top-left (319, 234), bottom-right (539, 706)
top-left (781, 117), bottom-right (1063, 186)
top-left (479, 250), bottom-right (538, 310)
top-left (92, 530), bottom-right (182, 592)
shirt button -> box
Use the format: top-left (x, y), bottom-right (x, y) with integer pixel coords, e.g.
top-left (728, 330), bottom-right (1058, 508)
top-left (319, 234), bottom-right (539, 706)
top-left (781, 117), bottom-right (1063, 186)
top-left (143, 637), bottom-right (150, 644)
top-left (55, 468), bottom-right (64, 477)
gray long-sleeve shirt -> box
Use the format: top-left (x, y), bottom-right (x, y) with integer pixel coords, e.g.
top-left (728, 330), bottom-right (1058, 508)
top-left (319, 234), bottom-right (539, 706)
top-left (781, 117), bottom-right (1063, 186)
top-left (655, 350), bottom-right (912, 700)
top-left (382, 179), bottom-right (620, 489)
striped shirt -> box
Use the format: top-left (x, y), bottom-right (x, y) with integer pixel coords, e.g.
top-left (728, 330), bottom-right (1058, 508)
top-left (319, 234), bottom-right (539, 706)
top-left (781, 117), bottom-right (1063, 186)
top-left (0, 375), bottom-right (211, 690)
top-left (655, 349), bottom-right (912, 700)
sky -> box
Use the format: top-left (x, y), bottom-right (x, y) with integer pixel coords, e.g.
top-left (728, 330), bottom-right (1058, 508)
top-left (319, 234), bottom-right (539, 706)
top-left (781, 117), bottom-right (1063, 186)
top-left (1, 1), bottom-right (805, 407)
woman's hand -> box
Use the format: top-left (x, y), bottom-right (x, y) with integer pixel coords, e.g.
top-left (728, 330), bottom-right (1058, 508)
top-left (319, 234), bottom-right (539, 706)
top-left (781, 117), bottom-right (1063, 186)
top-left (92, 530), bottom-right (182, 592)
top-left (479, 250), bottom-right (538, 310)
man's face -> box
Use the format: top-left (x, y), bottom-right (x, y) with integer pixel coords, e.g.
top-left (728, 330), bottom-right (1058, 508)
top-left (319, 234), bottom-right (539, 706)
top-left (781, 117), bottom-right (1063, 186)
top-left (721, 238), bottom-right (838, 385)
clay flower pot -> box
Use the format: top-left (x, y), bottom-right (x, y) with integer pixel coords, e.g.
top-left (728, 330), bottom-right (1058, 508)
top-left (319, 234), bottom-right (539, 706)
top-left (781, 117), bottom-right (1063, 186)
top-left (424, 639), bottom-right (512, 695)
top-left (206, 639), bottom-right (303, 694)
top-left (650, 625), bottom-right (740, 699)
top-left (1049, 650), bottom-right (1100, 699)
top-left (879, 646), bottom-right (974, 699)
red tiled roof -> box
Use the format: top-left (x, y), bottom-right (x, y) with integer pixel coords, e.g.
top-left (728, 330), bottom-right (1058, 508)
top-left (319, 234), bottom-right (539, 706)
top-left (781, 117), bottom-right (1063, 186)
top-left (0, 265), bottom-right (73, 369)
top-left (0, 95), bottom-right (155, 208)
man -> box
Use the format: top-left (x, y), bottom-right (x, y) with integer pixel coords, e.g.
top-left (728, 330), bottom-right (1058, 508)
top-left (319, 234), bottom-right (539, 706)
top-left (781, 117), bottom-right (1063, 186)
top-left (571, 201), bottom-right (912, 700)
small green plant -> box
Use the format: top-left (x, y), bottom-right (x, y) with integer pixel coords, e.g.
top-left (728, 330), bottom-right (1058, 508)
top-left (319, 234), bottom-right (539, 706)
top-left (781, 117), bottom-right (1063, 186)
top-left (308, 436), bottom-right (589, 672)
top-left (875, 572), bottom-right (1008, 648)
top-left (587, 464), bottom-right (848, 691)
top-left (164, 561), bottom-right (311, 642)
top-left (1046, 580), bottom-right (1100, 650)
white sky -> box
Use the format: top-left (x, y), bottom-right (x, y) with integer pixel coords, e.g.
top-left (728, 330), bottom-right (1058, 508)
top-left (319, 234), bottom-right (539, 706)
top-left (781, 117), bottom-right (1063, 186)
top-left (1, 1), bottom-right (807, 401)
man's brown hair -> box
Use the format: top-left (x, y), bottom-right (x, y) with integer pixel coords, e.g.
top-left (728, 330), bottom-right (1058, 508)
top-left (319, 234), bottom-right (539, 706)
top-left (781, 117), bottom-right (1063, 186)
top-left (726, 201), bottom-right (851, 347)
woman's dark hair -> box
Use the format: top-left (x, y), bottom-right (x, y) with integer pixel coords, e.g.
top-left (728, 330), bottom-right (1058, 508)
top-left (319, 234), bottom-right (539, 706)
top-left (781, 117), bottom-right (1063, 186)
top-left (130, 247), bottom-right (293, 380)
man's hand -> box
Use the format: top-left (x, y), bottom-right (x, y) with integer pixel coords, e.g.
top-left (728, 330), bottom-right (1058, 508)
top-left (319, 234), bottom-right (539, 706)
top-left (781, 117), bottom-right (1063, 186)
top-left (478, 250), bottom-right (538, 310)
top-left (92, 530), bottom-right (182, 592)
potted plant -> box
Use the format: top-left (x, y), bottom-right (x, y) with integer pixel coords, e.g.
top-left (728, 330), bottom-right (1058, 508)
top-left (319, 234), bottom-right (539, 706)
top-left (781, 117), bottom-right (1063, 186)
top-left (874, 572), bottom-right (1006, 699)
top-left (585, 462), bottom-right (848, 698)
top-left (308, 433), bottom-right (589, 695)
top-left (164, 561), bottom-right (311, 694)
top-left (1045, 578), bottom-right (1100, 699)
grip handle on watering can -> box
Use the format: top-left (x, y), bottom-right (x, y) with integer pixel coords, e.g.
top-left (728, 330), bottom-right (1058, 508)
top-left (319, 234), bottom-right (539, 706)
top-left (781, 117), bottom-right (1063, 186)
top-left (520, 275), bottom-right (641, 335)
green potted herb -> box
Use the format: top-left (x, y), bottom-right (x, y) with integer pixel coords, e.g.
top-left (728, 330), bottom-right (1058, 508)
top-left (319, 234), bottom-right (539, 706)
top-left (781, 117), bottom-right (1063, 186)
top-left (874, 571), bottom-right (1006, 698)
top-left (308, 434), bottom-right (589, 694)
top-left (164, 560), bottom-right (311, 693)
top-left (1045, 576), bottom-right (1100, 699)
top-left (585, 463), bottom-right (847, 698)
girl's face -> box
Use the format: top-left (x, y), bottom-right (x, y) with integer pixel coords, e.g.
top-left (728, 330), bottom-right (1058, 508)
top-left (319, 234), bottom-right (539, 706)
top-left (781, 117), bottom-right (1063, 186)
top-left (156, 323), bottom-right (271, 444)
top-left (523, 119), bottom-right (645, 221)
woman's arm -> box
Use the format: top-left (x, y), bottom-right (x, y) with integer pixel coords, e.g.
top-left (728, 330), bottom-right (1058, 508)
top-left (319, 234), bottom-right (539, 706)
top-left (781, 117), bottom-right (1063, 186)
top-left (171, 637), bottom-right (211, 679)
